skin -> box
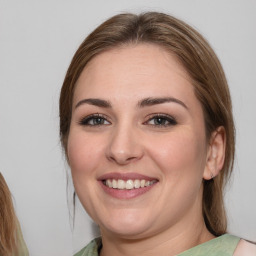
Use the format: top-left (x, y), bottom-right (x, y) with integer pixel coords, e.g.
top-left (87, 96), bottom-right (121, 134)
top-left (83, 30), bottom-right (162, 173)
top-left (234, 240), bottom-right (256, 255)
top-left (68, 44), bottom-right (226, 255)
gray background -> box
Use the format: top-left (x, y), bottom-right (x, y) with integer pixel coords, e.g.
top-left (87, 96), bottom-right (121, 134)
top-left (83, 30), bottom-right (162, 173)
top-left (0, 1), bottom-right (255, 255)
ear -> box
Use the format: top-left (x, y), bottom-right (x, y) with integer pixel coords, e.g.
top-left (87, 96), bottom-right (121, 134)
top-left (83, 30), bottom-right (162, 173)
top-left (203, 126), bottom-right (226, 180)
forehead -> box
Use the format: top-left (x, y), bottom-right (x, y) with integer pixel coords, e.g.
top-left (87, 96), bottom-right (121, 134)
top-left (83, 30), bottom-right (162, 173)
top-left (74, 43), bottom-right (194, 105)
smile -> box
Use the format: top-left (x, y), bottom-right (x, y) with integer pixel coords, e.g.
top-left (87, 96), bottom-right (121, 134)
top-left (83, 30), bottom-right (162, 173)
top-left (98, 173), bottom-right (159, 199)
top-left (103, 179), bottom-right (157, 190)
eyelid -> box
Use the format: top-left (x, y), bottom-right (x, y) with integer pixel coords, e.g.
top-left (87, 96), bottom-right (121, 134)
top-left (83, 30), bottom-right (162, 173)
top-left (77, 112), bottom-right (177, 127)
top-left (144, 113), bottom-right (177, 126)
top-left (78, 113), bottom-right (111, 126)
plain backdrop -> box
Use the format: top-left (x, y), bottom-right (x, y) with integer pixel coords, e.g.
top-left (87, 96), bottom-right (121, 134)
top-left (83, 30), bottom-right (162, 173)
top-left (0, 1), bottom-right (255, 255)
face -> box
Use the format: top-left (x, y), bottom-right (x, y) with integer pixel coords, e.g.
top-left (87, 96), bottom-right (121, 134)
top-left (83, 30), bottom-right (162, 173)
top-left (68, 44), bottom-right (210, 239)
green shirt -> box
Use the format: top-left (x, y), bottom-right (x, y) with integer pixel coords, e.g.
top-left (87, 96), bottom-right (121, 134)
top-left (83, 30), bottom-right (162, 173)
top-left (15, 220), bottom-right (29, 256)
top-left (74, 234), bottom-right (240, 256)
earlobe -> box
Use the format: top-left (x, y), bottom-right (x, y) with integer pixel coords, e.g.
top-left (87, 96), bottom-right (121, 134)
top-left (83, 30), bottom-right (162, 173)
top-left (203, 126), bottom-right (226, 180)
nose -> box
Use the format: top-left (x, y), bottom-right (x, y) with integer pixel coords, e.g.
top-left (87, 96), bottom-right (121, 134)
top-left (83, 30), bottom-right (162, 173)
top-left (106, 124), bottom-right (144, 165)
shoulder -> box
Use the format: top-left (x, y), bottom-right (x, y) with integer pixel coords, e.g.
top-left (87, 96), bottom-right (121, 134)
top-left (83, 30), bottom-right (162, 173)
top-left (233, 239), bottom-right (256, 256)
top-left (74, 238), bottom-right (102, 256)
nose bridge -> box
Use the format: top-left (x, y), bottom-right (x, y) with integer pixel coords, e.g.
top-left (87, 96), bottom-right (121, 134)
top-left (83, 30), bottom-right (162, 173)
top-left (106, 119), bottom-right (143, 164)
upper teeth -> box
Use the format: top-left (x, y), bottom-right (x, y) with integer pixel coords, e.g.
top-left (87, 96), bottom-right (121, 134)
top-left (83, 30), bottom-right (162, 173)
top-left (104, 179), bottom-right (156, 190)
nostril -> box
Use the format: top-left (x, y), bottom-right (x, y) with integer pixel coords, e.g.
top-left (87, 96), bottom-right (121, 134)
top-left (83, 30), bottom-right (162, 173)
top-left (127, 156), bottom-right (137, 161)
top-left (108, 154), bottom-right (141, 165)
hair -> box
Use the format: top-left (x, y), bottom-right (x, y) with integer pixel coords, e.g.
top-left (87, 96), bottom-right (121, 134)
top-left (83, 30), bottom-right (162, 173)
top-left (0, 173), bottom-right (19, 255)
top-left (59, 12), bottom-right (235, 236)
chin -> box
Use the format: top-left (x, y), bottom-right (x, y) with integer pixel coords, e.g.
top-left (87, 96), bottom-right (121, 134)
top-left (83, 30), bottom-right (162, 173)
top-left (97, 210), bottom-right (154, 238)
top-left (103, 224), bottom-right (152, 239)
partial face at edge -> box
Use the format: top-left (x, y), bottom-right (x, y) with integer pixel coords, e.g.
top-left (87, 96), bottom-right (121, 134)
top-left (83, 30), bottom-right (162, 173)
top-left (67, 44), bottom-right (213, 238)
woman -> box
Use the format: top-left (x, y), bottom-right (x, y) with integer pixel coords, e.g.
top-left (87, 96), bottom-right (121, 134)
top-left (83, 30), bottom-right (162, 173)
top-left (59, 12), bottom-right (256, 255)
top-left (0, 173), bottom-right (29, 256)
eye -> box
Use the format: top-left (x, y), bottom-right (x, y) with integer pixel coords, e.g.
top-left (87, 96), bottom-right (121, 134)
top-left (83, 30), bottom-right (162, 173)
top-left (79, 114), bottom-right (111, 126)
top-left (145, 114), bottom-right (177, 127)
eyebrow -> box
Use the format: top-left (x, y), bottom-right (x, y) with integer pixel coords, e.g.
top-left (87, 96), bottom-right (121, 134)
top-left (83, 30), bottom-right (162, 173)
top-left (75, 97), bottom-right (188, 110)
top-left (75, 98), bottom-right (112, 109)
top-left (138, 97), bottom-right (188, 109)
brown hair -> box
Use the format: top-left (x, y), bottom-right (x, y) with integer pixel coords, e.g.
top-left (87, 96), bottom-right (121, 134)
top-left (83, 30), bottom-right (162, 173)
top-left (59, 12), bottom-right (235, 236)
top-left (0, 173), bottom-right (19, 255)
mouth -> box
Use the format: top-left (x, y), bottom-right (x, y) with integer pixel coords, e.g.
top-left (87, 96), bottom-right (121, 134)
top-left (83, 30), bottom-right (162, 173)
top-left (98, 173), bottom-right (159, 199)
top-left (103, 179), bottom-right (157, 190)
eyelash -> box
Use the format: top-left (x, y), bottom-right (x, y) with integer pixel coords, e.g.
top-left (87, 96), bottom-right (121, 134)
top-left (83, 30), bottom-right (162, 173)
top-left (78, 113), bottom-right (177, 127)
top-left (78, 114), bottom-right (111, 126)
top-left (144, 114), bottom-right (177, 127)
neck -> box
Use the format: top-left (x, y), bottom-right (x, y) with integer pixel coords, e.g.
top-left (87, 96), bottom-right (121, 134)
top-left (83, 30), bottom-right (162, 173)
top-left (100, 215), bottom-right (214, 256)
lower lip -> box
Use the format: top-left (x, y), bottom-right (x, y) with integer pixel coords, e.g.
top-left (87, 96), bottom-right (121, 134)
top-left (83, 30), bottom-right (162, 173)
top-left (99, 181), bottom-right (158, 199)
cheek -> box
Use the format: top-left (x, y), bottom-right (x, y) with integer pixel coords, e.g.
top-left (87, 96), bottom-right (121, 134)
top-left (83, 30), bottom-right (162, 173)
top-left (67, 130), bottom-right (103, 180)
top-left (147, 130), bottom-right (206, 180)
